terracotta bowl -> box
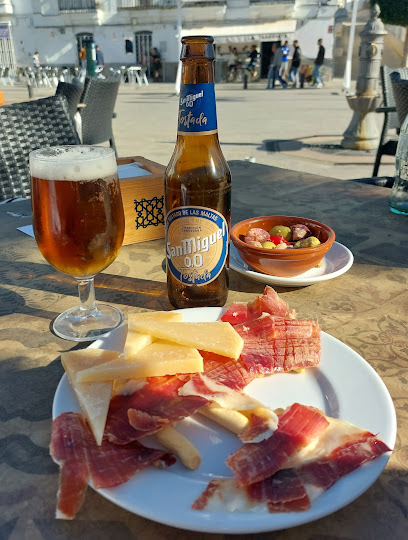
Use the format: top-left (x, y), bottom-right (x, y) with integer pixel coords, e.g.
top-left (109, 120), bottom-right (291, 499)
top-left (231, 216), bottom-right (335, 277)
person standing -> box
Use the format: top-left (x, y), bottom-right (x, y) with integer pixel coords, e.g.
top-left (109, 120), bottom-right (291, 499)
top-left (32, 51), bottom-right (41, 69)
top-left (150, 47), bottom-right (162, 81)
top-left (247, 44), bottom-right (259, 74)
top-left (312, 38), bottom-right (325, 88)
top-left (95, 45), bottom-right (104, 68)
top-left (266, 43), bottom-right (288, 89)
top-left (228, 47), bottom-right (238, 76)
top-left (280, 40), bottom-right (290, 79)
top-left (289, 40), bottom-right (301, 87)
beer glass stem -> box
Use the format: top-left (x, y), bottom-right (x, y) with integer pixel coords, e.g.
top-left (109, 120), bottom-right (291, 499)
top-left (77, 278), bottom-right (98, 316)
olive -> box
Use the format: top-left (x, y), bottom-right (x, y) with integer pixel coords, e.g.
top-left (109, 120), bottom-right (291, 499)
top-left (269, 225), bottom-right (292, 241)
top-left (261, 241), bottom-right (276, 249)
top-left (294, 236), bottom-right (321, 248)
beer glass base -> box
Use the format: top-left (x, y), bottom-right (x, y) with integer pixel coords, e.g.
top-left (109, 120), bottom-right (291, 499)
top-left (53, 304), bottom-right (125, 342)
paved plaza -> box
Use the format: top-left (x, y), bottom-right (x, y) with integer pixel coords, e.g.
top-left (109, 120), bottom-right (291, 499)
top-left (1, 79), bottom-right (395, 180)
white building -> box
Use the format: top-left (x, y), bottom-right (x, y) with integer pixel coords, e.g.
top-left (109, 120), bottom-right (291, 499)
top-left (0, 0), bottom-right (355, 80)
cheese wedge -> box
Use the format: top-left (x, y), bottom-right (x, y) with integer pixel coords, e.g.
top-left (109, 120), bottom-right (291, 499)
top-left (123, 331), bottom-right (153, 359)
top-left (76, 341), bottom-right (203, 383)
top-left (61, 349), bottom-right (119, 445)
top-left (128, 310), bottom-right (183, 332)
top-left (126, 321), bottom-right (244, 360)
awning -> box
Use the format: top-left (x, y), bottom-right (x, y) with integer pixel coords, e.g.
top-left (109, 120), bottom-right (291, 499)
top-left (181, 20), bottom-right (296, 43)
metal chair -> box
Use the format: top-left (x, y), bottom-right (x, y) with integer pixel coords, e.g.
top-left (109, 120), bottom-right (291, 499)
top-left (372, 66), bottom-right (408, 177)
top-left (79, 77), bottom-right (120, 154)
top-left (0, 95), bottom-right (80, 201)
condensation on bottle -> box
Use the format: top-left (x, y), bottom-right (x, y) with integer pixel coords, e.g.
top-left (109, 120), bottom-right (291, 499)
top-left (164, 36), bottom-right (231, 309)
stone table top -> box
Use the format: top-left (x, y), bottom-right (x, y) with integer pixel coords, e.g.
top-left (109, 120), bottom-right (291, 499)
top-left (0, 161), bottom-right (407, 539)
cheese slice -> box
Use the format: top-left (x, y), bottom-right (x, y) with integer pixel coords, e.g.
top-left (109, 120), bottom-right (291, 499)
top-left (76, 341), bottom-right (203, 383)
top-left (126, 321), bottom-right (244, 360)
top-left (128, 310), bottom-right (183, 332)
top-left (61, 349), bottom-right (119, 445)
top-left (123, 331), bottom-right (153, 359)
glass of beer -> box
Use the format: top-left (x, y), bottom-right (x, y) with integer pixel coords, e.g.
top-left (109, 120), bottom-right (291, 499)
top-left (30, 146), bottom-right (125, 341)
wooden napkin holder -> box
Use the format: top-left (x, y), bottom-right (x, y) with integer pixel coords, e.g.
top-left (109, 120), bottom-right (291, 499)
top-left (117, 156), bottom-right (165, 246)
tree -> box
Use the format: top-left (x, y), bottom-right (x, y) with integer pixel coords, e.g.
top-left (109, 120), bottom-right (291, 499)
top-left (372, 0), bottom-right (408, 66)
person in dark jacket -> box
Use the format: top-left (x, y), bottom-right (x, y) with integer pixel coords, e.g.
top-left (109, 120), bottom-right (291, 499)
top-left (312, 38), bottom-right (325, 88)
top-left (289, 40), bottom-right (301, 87)
top-left (95, 45), bottom-right (104, 68)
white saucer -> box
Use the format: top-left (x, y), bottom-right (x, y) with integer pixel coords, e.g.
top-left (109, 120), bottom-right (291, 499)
top-left (230, 241), bottom-right (354, 287)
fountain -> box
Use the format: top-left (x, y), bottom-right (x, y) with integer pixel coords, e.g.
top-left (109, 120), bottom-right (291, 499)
top-left (341, 3), bottom-right (387, 150)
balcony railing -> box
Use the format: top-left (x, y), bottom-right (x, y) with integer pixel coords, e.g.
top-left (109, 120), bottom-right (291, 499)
top-left (58, 0), bottom-right (96, 12)
top-left (117, 0), bottom-right (177, 9)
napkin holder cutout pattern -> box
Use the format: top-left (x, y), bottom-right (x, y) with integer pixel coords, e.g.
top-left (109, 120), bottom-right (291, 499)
top-left (117, 156), bottom-right (165, 245)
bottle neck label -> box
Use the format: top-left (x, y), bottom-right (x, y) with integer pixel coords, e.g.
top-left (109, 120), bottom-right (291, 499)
top-left (166, 206), bottom-right (228, 286)
top-left (177, 83), bottom-right (218, 135)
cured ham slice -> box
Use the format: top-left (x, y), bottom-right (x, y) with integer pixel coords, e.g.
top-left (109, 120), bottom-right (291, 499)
top-left (226, 404), bottom-right (329, 486)
top-left (105, 375), bottom-right (208, 444)
top-left (193, 412), bottom-right (391, 513)
top-left (105, 351), bottom-right (254, 445)
top-left (221, 286), bottom-right (297, 325)
top-left (234, 314), bottom-right (320, 375)
top-left (199, 351), bottom-right (255, 391)
top-left (178, 373), bottom-right (279, 439)
top-left (50, 412), bottom-right (175, 519)
top-left (50, 413), bottom-right (90, 519)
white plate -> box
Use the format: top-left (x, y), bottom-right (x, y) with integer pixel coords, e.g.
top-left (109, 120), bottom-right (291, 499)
top-left (53, 307), bottom-right (396, 534)
top-left (230, 241), bottom-right (354, 287)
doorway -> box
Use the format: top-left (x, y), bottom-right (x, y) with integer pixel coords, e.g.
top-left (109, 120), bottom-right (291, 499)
top-left (76, 33), bottom-right (94, 64)
top-left (260, 41), bottom-right (281, 78)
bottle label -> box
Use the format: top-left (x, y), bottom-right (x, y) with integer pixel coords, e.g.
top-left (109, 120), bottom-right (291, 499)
top-left (166, 206), bottom-right (228, 286)
top-left (178, 83), bottom-right (218, 135)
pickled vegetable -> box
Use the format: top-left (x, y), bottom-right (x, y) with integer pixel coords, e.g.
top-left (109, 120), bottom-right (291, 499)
top-left (294, 236), bottom-right (321, 248)
top-left (269, 226), bottom-right (292, 241)
top-left (261, 241), bottom-right (276, 249)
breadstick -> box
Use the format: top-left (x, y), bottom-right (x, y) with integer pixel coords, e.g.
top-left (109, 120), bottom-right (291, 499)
top-left (156, 425), bottom-right (201, 470)
top-left (198, 403), bottom-right (249, 435)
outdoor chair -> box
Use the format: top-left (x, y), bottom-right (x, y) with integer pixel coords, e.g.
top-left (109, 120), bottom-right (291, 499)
top-left (1, 67), bottom-right (14, 86)
top-left (55, 81), bottom-right (84, 118)
top-left (390, 73), bottom-right (408, 126)
top-left (79, 77), bottom-right (120, 154)
top-left (373, 66), bottom-right (408, 177)
top-left (0, 95), bottom-right (80, 201)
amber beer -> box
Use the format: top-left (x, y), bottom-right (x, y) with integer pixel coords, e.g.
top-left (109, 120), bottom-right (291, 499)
top-left (31, 146), bottom-right (125, 278)
top-left (165, 36), bottom-right (231, 308)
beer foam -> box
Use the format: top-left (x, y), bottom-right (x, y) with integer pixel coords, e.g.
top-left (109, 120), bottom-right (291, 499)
top-left (29, 146), bottom-right (117, 181)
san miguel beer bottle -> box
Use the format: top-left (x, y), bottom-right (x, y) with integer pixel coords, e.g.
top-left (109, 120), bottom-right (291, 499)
top-left (164, 36), bottom-right (231, 309)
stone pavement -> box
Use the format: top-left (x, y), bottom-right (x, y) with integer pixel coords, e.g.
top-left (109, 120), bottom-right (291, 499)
top-left (0, 78), bottom-right (395, 180)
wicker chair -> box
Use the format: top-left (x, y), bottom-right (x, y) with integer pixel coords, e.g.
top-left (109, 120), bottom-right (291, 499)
top-left (391, 73), bottom-right (408, 127)
top-left (0, 95), bottom-right (80, 201)
top-left (55, 81), bottom-right (84, 118)
top-left (373, 66), bottom-right (408, 177)
top-left (79, 77), bottom-right (120, 154)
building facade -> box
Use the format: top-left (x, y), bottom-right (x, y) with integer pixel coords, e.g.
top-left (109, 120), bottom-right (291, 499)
top-left (0, 0), bottom-right (353, 79)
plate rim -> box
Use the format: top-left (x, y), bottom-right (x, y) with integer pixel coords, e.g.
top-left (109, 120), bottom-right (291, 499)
top-left (230, 241), bottom-right (354, 286)
top-left (52, 307), bottom-right (396, 534)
